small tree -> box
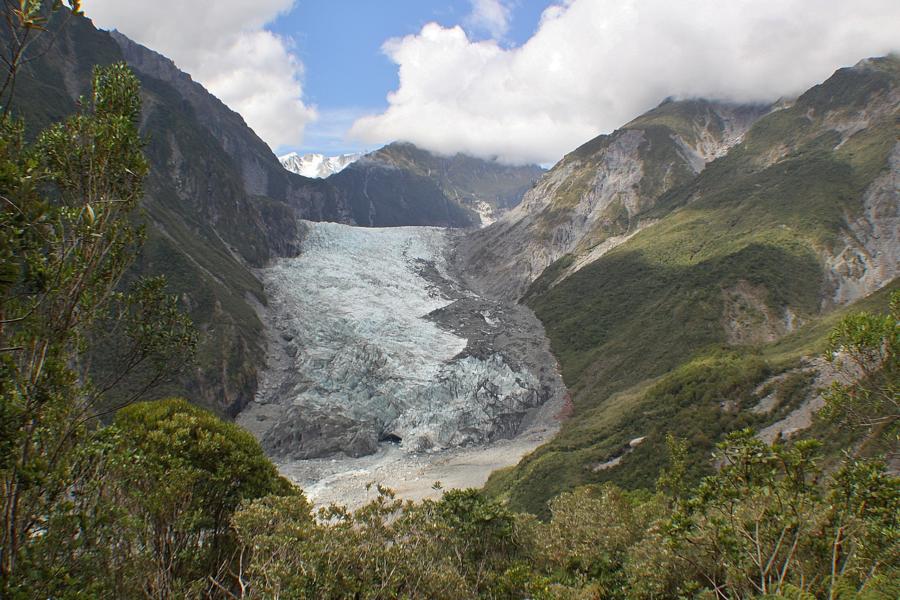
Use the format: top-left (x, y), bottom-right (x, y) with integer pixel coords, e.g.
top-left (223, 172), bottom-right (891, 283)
top-left (823, 290), bottom-right (899, 454)
top-left (536, 484), bottom-right (660, 596)
top-left (0, 8), bottom-right (195, 592)
top-left (0, 1), bottom-right (83, 118)
top-left (109, 398), bottom-right (295, 598)
top-left (229, 487), bottom-right (527, 599)
top-left (655, 430), bottom-right (898, 599)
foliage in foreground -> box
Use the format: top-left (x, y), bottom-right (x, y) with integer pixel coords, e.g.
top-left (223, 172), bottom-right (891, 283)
top-left (0, 65), bottom-right (195, 595)
top-left (205, 295), bottom-right (898, 599)
top-left (11, 398), bottom-right (294, 599)
top-left (823, 291), bottom-right (899, 453)
top-left (6, 403), bottom-right (896, 599)
top-left (217, 432), bottom-right (897, 600)
top-left (0, 8), bottom-right (195, 594)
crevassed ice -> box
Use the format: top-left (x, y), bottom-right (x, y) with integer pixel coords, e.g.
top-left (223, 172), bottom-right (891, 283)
top-left (264, 224), bottom-right (459, 437)
top-left (268, 222), bottom-right (465, 379)
top-left (260, 221), bottom-right (544, 453)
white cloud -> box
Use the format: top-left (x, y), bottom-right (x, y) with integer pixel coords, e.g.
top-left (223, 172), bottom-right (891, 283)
top-left (351, 0), bottom-right (900, 165)
top-left (466, 0), bottom-right (512, 40)
top-left (85, 0), bottom-right (315, 151)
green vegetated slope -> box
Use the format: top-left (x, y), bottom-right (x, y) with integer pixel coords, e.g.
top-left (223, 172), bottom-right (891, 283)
top-left (487, 57), bottom-right (900, 515)
top-left (329, 142), bottom-right (544, 227)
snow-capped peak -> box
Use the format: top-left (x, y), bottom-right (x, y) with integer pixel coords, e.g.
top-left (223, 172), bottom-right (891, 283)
top-left (279, 151), bottom-right (363, 179)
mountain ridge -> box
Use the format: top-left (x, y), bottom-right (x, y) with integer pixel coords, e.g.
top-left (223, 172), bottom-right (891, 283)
top-left (454, 99), bottom-right (772, 300)
top-left (469, 55), bottom-right (899, 513)
top-left (280, 151), bottom-right (363, 178)
top-left (326, 142), bottom-right (544, 228)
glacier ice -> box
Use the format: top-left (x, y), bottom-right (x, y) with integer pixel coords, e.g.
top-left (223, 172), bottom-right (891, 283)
top-left (238, 221), bottom-right (565, 461)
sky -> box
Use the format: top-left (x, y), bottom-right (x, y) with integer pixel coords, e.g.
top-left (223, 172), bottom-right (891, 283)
top-left (86, 0), bottom-right (900, 166)
top-left (266, 1), bottom-right (552, 157)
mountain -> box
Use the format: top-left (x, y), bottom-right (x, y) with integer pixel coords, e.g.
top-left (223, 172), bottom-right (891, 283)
top-left (328, 143), bottom-right (545, 228)
top-left (12, 9), bottom-right (897, 520)
top-left (278, 144), bottom-right (543, 228)
top-left (367, 143), bottom-right (545, 225)
top-left (456, 100), bottom-right (771, 299)
top-left (6, 11), bottom-right (545, 417)
top-left (7, 15), bottom-right (358, 416)
top-left (279, 151), bottom-right (363, 179)
top-left (463, 57), bottom-right (900, 514)
top-left (7, 13), bottom-right (355, 417)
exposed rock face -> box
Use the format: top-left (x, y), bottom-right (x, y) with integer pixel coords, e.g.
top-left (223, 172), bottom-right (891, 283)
top-left (110, 29), bottom-right (281, 197)
top-left (328, 142), bottom-right (544, 229)
top-left (756, 358), bottom-right (841, 444)
top-left (824, 142), bottom-right (900, 306)
top-left (110, 30), bottom-right (349, 225)
top-left (455, 100), bottom-right (770, 301)
top-left (722, 280), bottom-right (798, 345)
top-left (237, 222), bottom-right (566, 460)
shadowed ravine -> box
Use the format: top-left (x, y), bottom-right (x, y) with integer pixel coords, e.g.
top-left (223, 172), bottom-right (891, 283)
top-left (236, 221), bottom-right (567, 507)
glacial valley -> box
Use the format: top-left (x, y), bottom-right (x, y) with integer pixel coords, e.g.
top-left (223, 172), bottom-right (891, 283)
top-left (236, 221), bottom-right (567, 506)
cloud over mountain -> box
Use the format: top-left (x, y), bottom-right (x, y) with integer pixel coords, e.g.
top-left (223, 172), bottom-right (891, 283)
top-left (351, 0), bottom-right (900, 165)
top-left (88, 0), bottom-right (316, 151)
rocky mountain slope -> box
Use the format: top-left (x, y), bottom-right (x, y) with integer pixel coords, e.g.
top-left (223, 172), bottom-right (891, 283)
top-left (456, 100), bottom-right (771, 300)
top-left (464, 57), bottom-right (900, 514)
top-left (279, 151), bottom-right (363, 179)
top-left (109, 31), bottom-right (347, 224)
top-left (9, 13), bottom-right (294, 416)
top-left (328, 143), bottom-right (544, 228)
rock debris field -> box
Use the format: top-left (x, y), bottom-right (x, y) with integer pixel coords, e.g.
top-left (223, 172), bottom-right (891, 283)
top-left (237, 221), bottom-right (566, 508)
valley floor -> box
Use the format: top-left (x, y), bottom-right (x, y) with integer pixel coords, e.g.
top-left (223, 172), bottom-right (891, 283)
top-left (279, 429), bottom-right (554, 508)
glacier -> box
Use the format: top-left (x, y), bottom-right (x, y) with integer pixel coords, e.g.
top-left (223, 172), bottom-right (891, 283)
top-left (237, 221), bottom-right (566, 504)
